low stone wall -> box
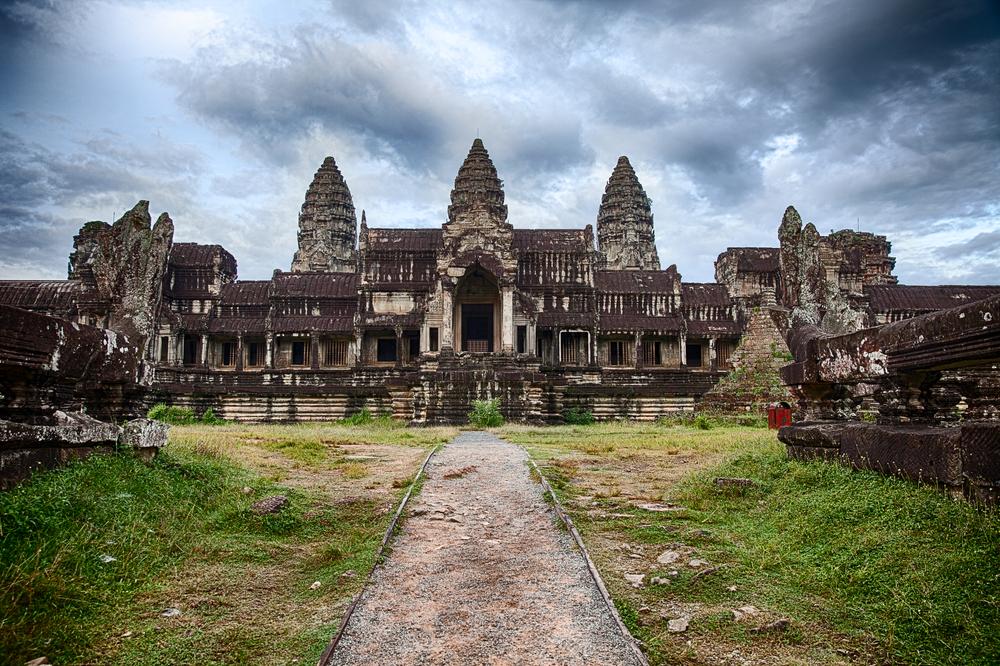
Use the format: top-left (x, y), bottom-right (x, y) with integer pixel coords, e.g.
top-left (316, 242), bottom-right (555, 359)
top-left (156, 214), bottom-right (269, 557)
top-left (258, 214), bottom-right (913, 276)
top-left (778, 294), bottom-right (1000, 503)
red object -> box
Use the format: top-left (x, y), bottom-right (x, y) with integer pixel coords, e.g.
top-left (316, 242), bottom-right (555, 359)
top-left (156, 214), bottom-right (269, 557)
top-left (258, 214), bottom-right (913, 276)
top-left (768, 402), bottom-right (792, 429)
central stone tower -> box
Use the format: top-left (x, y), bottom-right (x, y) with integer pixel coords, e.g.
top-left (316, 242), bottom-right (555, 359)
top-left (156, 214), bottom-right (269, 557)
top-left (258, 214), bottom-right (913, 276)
top-left (291, 156), bottom-right (357, 273)
top-left (597, 156), bottom-right (660, 270)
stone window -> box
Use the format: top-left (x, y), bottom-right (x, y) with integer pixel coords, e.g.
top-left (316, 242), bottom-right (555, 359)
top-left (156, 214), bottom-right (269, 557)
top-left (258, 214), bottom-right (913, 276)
top-left (323, 339), bottom-right (349, 367)
top-left (516, 325), bottom-right (527, 354)
top-left (643, 340), bottom-right (663, 366)
top-left (246, 342), bottom-right (263, 367)
top-left (159, 336), bottom-right (169, 363)
top-left (376, 338), bottom-right (397, 363)
top-left (291, 340), bottom-right (307, 366)
top-left (408, 334), bottom-right (420, 360)
top-left (429, 327), bottom-right (439, 352)
top-left (220, 341), bottom-right (237, 367)
top-left (607, 340), bottom-right (628, 366)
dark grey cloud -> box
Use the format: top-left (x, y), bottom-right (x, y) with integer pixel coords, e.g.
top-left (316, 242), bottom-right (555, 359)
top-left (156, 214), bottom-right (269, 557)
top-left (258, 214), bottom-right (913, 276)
top-left (936, 230), bottom-right (1000, 261)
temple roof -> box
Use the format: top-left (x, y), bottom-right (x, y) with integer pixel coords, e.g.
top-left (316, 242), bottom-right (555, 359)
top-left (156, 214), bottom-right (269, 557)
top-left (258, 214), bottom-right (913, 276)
top-left (0, 280), bottom-right (90, 309)
top-left (448, 138), bottom-right (507, 222)
top-left (271, 271), bottom-right (359, 298)
top-left (720, 247), bottom-right (780, 273)
top-left (864, 285), bottom-right (1000, 312)
top-left (682, 282), bottom-right (732, 307)
top-left (366, 228), bottom-right (443, 252)
top-left (594, 268), bottom-right (679, 293)
top-left (170, 243), bottom-right (237, 271)
top-left (513, 229), bottom-right (591, 253)
top-left (219, 281), bottom-right (271, 304)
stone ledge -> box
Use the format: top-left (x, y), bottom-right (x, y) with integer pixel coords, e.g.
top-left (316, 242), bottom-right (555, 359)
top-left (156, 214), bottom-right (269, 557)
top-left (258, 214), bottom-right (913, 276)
top-left (778, 421), bottom-right (999, 503)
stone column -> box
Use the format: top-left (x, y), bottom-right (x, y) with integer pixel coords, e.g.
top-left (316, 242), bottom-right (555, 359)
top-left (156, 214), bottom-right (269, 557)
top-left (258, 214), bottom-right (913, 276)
top-left (709, 337), bottom-right (717, 371)
top-left (265, 333), bottom-right (274, 369)
top-left (441, 287), bottom-right (454, 352)
top-left (174, 334), bottom-right (183, 367)
top-left (200, 334), bottom-right (209, 368)
top-left (634, 331), bottom-right (643, 369)
top-left (501, 286), bottom-right (514, 353)
top-left (679, 334), bottom-right (687, 367)
top-left (354, 331), bottom-right (364, 366)
top-left (310, 332), bottom-right (320, 369)
top-left (554, 327), bottom-right (562, 365)
top-left (235, 335), bottom-right (244, 371)
top-left (394, 327), bottom-right (404, 368)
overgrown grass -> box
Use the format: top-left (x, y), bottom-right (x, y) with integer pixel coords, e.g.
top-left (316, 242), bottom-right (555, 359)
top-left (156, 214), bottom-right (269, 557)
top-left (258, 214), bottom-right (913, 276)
top-left (670, 450), bottom-right (1000, 665)
top-left (468, 398), bottom-right (504, 427)
top-left (508, 422), bottom-right (1000, 665)
top-left (0, 420), bottom-right (455, 665)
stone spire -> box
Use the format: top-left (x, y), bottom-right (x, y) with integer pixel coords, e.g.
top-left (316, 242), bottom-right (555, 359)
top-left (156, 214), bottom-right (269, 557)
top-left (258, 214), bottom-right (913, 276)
top-left (597, 156), bottom-right (660, 270)
top-left (291, 156), bottom-right (357, 273)
top-left (447, 138), bottom-right (508, 223)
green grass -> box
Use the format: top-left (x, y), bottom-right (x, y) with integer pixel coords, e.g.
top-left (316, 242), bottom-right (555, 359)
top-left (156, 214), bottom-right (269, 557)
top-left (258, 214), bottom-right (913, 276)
top-left (671, 449), bottom-right (1000, 665)
top-left (507, 423), bottom-right (1000, 665)
top-left (0, 420), bottom-right (450, 665)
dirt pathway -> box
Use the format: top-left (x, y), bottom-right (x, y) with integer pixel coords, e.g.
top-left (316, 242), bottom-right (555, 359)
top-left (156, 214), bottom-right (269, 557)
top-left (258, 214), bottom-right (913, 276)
top-left (329, 431), bottom-right (644, 665)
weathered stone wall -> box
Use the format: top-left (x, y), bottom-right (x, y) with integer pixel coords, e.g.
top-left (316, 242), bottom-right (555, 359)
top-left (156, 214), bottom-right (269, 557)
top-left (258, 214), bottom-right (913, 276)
top-left (0, 304), bottom-right (167, 488)
top-left (778, 294), bottom-right (1000, 503)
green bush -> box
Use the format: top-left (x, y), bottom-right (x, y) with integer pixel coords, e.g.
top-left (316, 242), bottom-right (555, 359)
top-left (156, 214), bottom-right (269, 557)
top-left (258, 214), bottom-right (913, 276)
top-left (146, 403), bottom-right (196, 425)
top-left (468, 398), bottom-right (504, 428)
top-left (341, 407), bottom-right (374, 426)
top-left (563, 407), bottom-right (596, 425)
top-left (200, 408), bottom-right (225, 425)
top-left (693, 414), bottom-right (714, 430)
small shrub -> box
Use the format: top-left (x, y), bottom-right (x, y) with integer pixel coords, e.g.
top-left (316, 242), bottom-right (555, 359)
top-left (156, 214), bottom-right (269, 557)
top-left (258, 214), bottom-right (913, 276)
top-left (146, 403), bottom-right (196, 425)
top-left (563, 407), bottom-right (596, 425)
top-left (468, 398), bottom-right (504, 428)
top-left (200, 408), bottom-right (225, 425)
top-left (693, 414), bottom-right (714, 430)
top-left (341, 408), bottom-right (374, 426)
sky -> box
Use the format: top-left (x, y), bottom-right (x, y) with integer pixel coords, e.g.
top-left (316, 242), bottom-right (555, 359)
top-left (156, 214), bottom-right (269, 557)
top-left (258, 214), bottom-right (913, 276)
top-left (1, 0), bottom-right (998, 284)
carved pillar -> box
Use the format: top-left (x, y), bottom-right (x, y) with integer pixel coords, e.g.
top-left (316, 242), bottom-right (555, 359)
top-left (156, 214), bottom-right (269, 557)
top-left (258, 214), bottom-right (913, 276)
top-left (310, 332), bottom-right (320, 369)
top-left (354, 331), bottom-right (364, 366)
top-left (235, 334), bottom-right (244, 371)
top-left (634, 331), bottom-right (643, 370)
top-left (501, 285), bottom-right (514, 353)
top-left (200, 334), bottom-right (209, 368)
top-left (394, 326), bottom-right (404, 368)
top-left (175, 334), bottom-right (183, 367)
top-left (679, 334), bottom-right (687, 367)
top-left (442, 287), bottom-right (454, 352)
top-left (555, 327), bottom-right (562, 365)
top-left (265, 333), bottom-right (274, 369)
top-left (708, 337), bottom-right (717, 371)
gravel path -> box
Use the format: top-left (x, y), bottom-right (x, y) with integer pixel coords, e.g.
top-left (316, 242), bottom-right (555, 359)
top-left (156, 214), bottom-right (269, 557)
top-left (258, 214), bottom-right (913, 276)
top-left (330, 431), bottom-right (643, 665)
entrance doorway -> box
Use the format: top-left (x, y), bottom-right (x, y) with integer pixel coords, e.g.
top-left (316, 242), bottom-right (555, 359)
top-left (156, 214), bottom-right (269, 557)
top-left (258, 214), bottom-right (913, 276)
top-left (462, 303), bottom-right (494, 352)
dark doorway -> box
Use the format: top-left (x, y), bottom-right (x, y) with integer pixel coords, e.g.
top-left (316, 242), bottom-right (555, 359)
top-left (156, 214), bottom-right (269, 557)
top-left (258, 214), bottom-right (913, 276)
top-left (183, 337), bottom-right (199, 365)
top-left (462, 303), bottom-right (494, 352)
top-left (686, 343), bottom-right (703, 367)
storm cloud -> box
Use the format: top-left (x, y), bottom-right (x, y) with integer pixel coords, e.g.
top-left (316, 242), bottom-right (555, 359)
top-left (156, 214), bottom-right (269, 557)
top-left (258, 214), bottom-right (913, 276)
top-left (1, 0), bottom-right (998, 284)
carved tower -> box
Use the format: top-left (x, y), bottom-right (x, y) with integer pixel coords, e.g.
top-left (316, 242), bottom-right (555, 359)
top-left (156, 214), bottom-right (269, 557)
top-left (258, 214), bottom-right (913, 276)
top-left (291, 156), bottom-right (357, 273)
top-left (597, 156), bottom-right (660, 270)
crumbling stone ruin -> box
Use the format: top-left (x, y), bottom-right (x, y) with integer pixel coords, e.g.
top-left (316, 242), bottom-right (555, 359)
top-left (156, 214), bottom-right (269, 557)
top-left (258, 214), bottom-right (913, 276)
top-left (777, 295), bottom-right (1000, 503)
top-left (2, 139), bottom-right (998, 425)
top-left (0, 203), bottom-right (172, 487)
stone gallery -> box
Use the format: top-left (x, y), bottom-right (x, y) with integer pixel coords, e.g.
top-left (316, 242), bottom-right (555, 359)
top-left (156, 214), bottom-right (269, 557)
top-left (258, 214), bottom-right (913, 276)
top-left (1, 138), bottom-right (997, 423)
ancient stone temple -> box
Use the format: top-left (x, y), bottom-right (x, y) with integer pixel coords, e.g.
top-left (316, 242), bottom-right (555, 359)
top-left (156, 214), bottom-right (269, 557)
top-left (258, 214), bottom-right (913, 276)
top-left (2, 139), bottom-right (998, 423)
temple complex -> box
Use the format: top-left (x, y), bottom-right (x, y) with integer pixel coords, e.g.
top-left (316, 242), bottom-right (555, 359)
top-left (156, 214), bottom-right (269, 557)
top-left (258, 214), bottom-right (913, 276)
top-left (1, 138), bottom-right (997, 423)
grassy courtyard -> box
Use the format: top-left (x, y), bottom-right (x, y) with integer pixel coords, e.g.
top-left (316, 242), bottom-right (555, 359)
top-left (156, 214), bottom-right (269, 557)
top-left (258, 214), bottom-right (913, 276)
top-left (0, 420), bottom-right (456, 665)
top-left (1, 419), bottom-right (997, 665)
top-left (502, 422), bottom-right (1000, 665)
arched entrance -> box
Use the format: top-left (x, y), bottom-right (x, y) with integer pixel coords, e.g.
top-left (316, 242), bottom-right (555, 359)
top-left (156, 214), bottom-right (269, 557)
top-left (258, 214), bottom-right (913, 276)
top-left (454, 266), bottom-right (500, 353)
